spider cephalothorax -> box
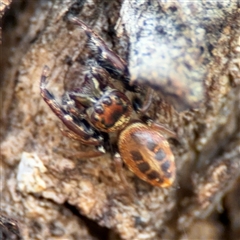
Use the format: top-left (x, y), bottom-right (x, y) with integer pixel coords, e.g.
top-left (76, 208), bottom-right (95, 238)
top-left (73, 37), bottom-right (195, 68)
top-left (40, 64), bottom-right (132, 145)
top-left (66, 66), bottom-right (132, 133)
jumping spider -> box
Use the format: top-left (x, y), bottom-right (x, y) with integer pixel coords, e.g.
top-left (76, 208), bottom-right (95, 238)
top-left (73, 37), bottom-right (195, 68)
top-left (40, 16), bottom-right (175, 187)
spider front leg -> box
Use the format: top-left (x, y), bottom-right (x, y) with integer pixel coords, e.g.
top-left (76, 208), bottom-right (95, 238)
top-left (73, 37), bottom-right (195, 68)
top-left (40, 66), bottom-right (104, 146)
top-left (61, 92), bottom-right (86, 119)
top-left (68, 16), bottom-right (128, 78)
top-left (68, 16), bottom-right (138, 92)
top-left (55, 126), bottom-right (106, 159)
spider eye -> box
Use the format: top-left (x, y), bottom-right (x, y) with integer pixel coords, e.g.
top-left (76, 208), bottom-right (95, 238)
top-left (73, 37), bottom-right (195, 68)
top-left (102, 96), bottom-right (112, 106)
top-left (114, 96), bottom-right (121, 105)
top-left (95, 105), bottom-right (104, 114)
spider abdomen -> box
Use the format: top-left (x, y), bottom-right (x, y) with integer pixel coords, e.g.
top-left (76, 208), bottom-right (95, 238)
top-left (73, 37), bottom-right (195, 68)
top-left (118, 122), bottom-right (175, 187)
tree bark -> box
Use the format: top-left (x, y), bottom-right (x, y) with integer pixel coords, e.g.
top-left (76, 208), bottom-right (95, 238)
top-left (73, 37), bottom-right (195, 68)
top-left (1, 1), bottom-right (240, 240)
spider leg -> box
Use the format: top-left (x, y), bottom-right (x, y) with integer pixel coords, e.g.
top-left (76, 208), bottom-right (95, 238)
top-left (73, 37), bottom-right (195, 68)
top-left (65, 67), bottom-right (108, 109)
top-left (54, 127), bottom-right (106, 158)
top-left (40, 66), bottom-right (103, 146)
top-left (148, 121), bottom-right (177, 139)
top-left (133, 88), bottom-right (154, 113)
top-left (54, 147), bottom-right (104, 159)
top-left (67, 91), bottom-right (96, 108)
top-left (62, 92), bottom-right (86, 118)
top-left (59, 127), bottom-right (93, 143)
top-left (90, 65), bottom-right (111, 88)
top-left (68, 16), bottom-right (139, 92)
top-left (114, 152), bottom-right (137, 202)
top-left (69, 17), bottom-right (127, 77)
top-left (67, 150), bottom-right (105, 159)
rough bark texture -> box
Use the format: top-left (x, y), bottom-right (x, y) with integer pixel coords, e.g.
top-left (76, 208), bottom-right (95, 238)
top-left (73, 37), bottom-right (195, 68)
top-left (1, 1), bottom-right (240, 240)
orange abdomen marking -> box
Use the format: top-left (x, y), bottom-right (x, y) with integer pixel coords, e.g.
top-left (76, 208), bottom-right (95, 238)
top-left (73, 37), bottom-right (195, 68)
top-left (118, 122), bottom-right (175, 187)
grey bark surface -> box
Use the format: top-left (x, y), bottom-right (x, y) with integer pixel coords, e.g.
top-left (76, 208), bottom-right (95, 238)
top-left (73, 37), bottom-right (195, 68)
top-left (1, 1), bottom-right (240, 240)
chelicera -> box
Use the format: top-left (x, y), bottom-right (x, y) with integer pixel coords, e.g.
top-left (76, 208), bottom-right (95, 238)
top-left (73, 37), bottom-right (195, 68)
top-left (40, 16), bottom-right (176, 187)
